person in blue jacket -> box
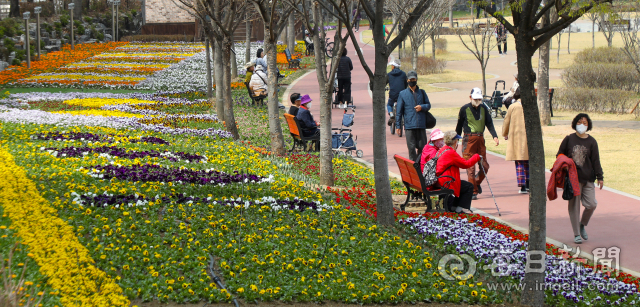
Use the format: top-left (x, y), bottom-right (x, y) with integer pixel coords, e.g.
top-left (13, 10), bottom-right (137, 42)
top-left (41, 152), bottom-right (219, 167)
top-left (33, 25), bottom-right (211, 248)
top-left (396, 70), bottom-right (432, 161)
top-left (386, 59), bottom-right (407, 126)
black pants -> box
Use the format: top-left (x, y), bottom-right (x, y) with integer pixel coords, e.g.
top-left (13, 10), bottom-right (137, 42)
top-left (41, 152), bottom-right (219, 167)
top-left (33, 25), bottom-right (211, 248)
top-left (354, 20), bottom-right (360, 31)
top-left (337, 78), bottom-right (352, 104)
top-left (447, 180), bottom-right (474, 211)
top-left (498, 41), bottom-right (507, 54)
top-left (404, 129), bottom-right (427, 162)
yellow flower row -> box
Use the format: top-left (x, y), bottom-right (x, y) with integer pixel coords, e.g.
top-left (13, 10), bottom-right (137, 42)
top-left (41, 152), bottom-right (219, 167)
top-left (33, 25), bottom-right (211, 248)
top-left (64, 98), bottom-right (158, 108)
top-left (0, 141), bottom-right (131, 307)
top-left (67, 63), bottom-right (172, 69)
top-left (95, 53), bottom-right (198, 57)
top-left (26, 74), bottom-right (147, 82)
top-left (53, 109), bottom-right (144, 118)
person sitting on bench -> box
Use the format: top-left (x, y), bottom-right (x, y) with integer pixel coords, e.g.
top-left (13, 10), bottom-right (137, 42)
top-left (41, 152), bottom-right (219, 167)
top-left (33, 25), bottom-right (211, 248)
top-left (296, 95), bottom-right (320, 150)
top-left (249, 64), bottom-right (268, 97)
top-left (289, 93), bottom-right (302, 116)
top-left (436, 131), bottom-right (481, 214)
top-left (244, 61), bottom-right (256, 83)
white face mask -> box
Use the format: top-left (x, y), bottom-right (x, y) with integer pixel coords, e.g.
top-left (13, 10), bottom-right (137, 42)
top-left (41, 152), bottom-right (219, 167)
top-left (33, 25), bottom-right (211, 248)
top-left (471, 99), bottom-right (482, 107)
top-left (576, 124), bottom-right (588, 134)
top-left (306, 103), bottom-right (312, 109)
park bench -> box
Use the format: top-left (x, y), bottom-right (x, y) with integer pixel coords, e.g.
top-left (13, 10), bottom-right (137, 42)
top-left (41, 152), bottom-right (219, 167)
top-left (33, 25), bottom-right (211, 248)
top-left (441, 17), bottom-right (459, 27)
top-left (474, 22), bottom-right (497, 31)
top-left (601, 19), bottom-right (631, 32)
top-left (283, 113), bottom-right (320, 152)
top-left (244, 82), bottom-right (266, 106)
top-left (284, 48), bottom-right (301, 69)
top-left (535, 88), bottom-right (555, 117)
top-left (393, 154), bottom-right (455, 213)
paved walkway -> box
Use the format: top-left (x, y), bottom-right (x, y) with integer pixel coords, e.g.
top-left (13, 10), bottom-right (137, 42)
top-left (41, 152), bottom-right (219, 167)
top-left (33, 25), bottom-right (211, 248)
top-left (287, 29), bottom-right (640, 276)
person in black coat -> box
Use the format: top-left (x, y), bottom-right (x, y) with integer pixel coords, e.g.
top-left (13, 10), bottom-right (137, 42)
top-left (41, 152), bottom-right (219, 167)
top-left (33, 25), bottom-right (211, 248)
top-left (288, 93), bottom-right (301, 116)
top-left (336, 48), bottom-right (353, 108)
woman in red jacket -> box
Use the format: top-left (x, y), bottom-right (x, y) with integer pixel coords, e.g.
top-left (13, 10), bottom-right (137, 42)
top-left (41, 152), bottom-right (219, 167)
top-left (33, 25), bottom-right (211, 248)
top-left (436, 131), bottom-right (481, 213)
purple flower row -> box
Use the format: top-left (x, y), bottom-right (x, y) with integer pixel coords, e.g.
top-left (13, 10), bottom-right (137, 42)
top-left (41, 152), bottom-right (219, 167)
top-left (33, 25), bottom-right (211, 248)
top-left (32, 131), bottom-right (171, 145)
top-left (70, 193), bottom-right (329, 212)
top-left (87, 164), bottom-right (266, 185)
top-left (400, 216), bottom-right (639, 305)
top-left (45, 146), bottom-right (205, 163)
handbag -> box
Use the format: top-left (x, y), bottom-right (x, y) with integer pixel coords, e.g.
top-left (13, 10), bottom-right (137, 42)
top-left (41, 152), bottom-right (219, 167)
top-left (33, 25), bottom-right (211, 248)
top-left (419, 89), bottom-right (437, 129)
top-left (562, 171), bottom-right (574, 200)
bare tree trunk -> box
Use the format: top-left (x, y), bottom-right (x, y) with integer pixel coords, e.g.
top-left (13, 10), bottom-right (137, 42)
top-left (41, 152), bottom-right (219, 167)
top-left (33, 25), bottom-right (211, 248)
top-left (288, 14), bottom-right (296, 53)
top-left (205, 38), bottom-right (213, 100)
top-left (592, 20), bottom-right (595, 48)
top-left (265, 37), bottom-right (286, 155)
top-left (245, 19), bottom-right (252, 64)
top-left (537, 5), bottom-right (554, 126)
top-left (412, 47), bottom-right (418, 71)
top-left (214, 38), bottom-right (225, 122)
top-left (449, 6), bottom-right (453, 28)
top-left (222, 39), bottom-right (240, 139)
top-left (9, 0), bottom-right (19, 17)
top-left (556, 34), bottom-right (561, 63)
top-left (312, 5), bottom-right (335, 187)
top-left (231, 43), bottom-right (238, 79)
top-left (373, 17), bottom-right (395, 226)
top-left (516, 35), bottom-right (547, 306)
top-left (431, 34), bottom-right (436, 59)
top-left (74, 0), bottom-right (82, 18)
top-left (567, 27), bottom-right (571, 54)
top-left (481, 65), bottom-right (487, 97)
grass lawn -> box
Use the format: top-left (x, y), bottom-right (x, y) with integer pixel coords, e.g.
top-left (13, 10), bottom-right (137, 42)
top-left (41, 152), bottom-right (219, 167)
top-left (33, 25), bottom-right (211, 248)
top-left (420, 69), bottom-right (489, 84)
top-left (429, 107), bottom-right (461, 118)
top-left (548, 79), bottom-right (565, 88)
top-left (531, 52), bottom-right (576, 70)
top-left (551, 109), bottom-right (640, 121)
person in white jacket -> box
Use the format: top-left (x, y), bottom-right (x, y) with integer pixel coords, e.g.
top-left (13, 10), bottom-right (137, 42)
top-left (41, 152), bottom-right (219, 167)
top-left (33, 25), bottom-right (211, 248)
top-left (249, 65), bottom-right (268, 96)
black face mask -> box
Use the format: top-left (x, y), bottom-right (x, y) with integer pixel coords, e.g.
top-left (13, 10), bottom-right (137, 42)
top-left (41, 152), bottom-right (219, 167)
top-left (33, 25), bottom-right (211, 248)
top-left (408, 81), bottom-right (417, 87)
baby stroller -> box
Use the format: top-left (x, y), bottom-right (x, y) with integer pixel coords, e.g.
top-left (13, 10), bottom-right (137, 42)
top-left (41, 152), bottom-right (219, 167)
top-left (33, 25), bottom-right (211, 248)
top-left (485, 80), bottom-right (508, 118)
top-left (331, 106), bottom-right (363, 158)
top-left (332, 75), bottom-right (354, 109)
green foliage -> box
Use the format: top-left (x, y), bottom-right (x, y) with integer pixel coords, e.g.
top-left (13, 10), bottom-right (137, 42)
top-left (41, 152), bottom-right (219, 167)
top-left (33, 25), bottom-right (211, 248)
top-left (84, 16), bottom-right (93, 23)
top-left (77, 24), bottom-right (85, 36)
top-left (0, 18), bottom-right (21, 38)
top-left (15, 49), bottom-right (25, 62)
top-left (60, 15), bottom-right (69, 28)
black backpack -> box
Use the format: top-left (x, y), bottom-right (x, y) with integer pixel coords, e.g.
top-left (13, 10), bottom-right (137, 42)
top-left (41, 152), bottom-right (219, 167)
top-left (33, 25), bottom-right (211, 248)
top-left (423, 148), bottom-right (450, 187)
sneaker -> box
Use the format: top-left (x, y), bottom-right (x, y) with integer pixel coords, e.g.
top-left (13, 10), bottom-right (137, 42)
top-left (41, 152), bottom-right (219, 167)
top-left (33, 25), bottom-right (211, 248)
top-left (477, 185), bottom-right (482, 195)
top-left (499, 52), bottom-right (503, 55)
top-left (574, 235), bottom-right (582, 244)
top-left (472, 194), bottom-right (478, 200)
top-left (580, 224), bottom-right (588, 240)
top-left (518, 186), bottom-right (528, 194)
top-left (504, 52), bottom-right (507, 55)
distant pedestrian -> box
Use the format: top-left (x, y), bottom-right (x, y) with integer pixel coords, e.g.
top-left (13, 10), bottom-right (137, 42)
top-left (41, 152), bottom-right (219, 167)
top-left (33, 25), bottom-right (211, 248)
top-left (396, 70), bottom-right (432, 162)
top-left (455, 87), bottom-right (499, 200)
top-left (288, 93), bottom-right (302, 116)
top-left (352, 9), bottom-right (361, 32)
top-left (386, 59), bottom-right (408, 126)
top-left (495, 23), bottom-right (508, 55)
top-left (557, 113), bottom-right (604, 244)
top-left (336, 48), bottom-right (353, 108)
top-left (501, 89), bottom-right (529, 193)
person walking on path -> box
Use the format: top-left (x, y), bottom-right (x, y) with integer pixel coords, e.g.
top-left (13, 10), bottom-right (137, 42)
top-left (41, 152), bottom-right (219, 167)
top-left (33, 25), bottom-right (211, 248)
top-left (557, 113), bottom-right (604, 244)
top-left (456, 87), bottom-right (499, 200)
top-left (502, 89), bottom-right (529, 193)
top-left (396, 70), bottom-right (432, 162)
top-left (436, 131), bottom-right (481, 214)
top-left (495, 23), bottom-right (508, 55)
top-left (386, 59), bottom-right (408, 126)
top-left (288, 93), bottom-right (302, 116)
top-left (352, 9), bottom-right (361, 32)
top-left (336, 48), bottom-right (353, 108)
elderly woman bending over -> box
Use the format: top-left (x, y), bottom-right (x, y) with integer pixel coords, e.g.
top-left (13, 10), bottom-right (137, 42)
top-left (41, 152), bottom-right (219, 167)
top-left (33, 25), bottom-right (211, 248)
top-left (436, 131), bottom-right (481, 213)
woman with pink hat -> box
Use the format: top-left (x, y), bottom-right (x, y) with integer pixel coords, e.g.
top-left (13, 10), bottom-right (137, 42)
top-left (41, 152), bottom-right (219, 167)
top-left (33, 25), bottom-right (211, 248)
top-left (420, 128), bottom-right (445, 171)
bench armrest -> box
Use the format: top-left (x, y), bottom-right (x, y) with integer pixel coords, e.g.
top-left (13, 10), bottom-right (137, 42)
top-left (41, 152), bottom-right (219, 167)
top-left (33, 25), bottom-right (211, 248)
top-left (437, 175), bottom-right (455, 189)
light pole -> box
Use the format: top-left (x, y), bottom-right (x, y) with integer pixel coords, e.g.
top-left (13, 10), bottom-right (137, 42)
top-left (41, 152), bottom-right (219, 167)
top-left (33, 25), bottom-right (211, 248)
top-left (114, 0), bottom-right (120, 41)
top-left (23, 11), bottom-right (31, 68)
top-left (34, 6), bottom-right (41, 59)
top-left (68, 3), bottom-right (75, 49)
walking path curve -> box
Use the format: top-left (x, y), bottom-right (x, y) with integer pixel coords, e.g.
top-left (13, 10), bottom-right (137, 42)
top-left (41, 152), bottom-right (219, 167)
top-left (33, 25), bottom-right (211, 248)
top-left (287, 29), bottom-right (640, 276)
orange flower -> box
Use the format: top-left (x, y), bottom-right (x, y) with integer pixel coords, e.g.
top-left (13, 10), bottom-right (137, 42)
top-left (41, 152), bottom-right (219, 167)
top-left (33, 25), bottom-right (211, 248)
top-left (0, 42), bottom-right (127, 85)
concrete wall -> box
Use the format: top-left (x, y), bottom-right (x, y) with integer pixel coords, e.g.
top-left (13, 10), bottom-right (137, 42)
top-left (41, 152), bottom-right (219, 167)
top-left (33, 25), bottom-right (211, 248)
top-left (145, 0), bottom-right (194, 24)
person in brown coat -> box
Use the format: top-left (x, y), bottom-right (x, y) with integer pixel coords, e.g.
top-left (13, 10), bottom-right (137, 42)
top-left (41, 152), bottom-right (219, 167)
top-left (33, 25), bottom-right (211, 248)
top-left (502, 90), bottom-right (529, 193)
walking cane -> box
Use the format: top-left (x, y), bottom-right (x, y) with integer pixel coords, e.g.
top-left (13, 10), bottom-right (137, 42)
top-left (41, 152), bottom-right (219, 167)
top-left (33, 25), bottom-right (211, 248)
top-left (479, 156), bottom-right (502, 216)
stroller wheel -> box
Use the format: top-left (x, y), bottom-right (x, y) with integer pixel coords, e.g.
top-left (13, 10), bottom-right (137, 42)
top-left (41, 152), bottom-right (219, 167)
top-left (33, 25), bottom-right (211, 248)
top-left (501, 110), bottom-right (507, 118)
top-left (390, 122), bottom-right (396, 134)
top-left (491, 109), bottom-right (498, 118)
top-left (345, 150), bottom-right (352, 156)
top-left (356, 150), bottom-right (363, 158)
top-left (337, 151), bottom-right (346, 156)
